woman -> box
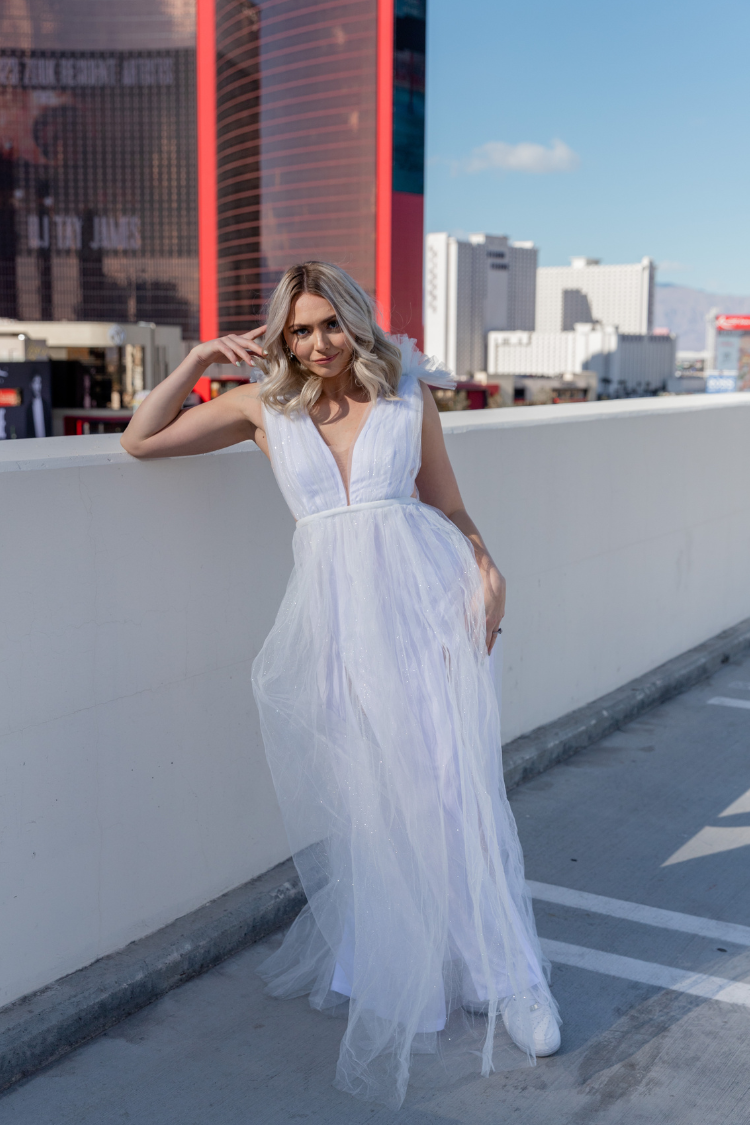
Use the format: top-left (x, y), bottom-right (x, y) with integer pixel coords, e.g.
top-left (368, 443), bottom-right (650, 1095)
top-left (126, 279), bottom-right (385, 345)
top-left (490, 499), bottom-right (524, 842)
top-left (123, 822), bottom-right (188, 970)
top-left (121, 261), bottom-right (560, 1109)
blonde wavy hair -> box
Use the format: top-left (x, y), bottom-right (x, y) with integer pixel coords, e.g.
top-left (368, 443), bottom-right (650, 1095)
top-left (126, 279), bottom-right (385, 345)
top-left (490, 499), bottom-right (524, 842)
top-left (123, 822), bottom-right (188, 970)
top-left (254, 261), bottom-right (403, 414)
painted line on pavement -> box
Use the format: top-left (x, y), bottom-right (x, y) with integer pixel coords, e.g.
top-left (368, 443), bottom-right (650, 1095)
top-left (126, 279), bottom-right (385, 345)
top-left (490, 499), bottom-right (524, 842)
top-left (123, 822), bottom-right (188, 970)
top-left (708, 696), bottom-right (750, 711)
top-left (528, 881), bottom-right (750, 947)
top-left (541, 938), bottom-right (750, 1008)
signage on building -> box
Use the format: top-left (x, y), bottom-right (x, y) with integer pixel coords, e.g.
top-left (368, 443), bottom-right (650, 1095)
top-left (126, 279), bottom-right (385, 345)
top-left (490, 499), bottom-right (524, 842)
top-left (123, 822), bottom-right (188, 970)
top-left (716, 315), bottom-right (750, 332)
top-left (0, 363), bottom-right (52, 438)
top-left (0, 47), bottom-right (197, 333)
top-left (713, 314), bottom-right (750, 389)
top-left (705, 373), bottom-right (738, 394)
top-left (0, 54), bottom-right (174, 89)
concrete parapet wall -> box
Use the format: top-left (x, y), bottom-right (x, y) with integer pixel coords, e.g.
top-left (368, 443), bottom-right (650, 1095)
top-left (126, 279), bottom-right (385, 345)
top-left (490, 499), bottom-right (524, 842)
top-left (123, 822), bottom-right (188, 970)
top-left (446, 394), bottom-right (750, 742)
top-left (0, 437), bottom-right (295, 1009)
top-left (2, 392), bottom-right (750, 1009)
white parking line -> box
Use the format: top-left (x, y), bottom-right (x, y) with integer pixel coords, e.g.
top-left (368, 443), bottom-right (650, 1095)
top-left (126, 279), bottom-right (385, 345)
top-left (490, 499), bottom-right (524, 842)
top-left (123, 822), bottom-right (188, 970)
top-left (541, 938), bottom-right (750, 1009)
top-left (708, 696), bottom-right (750, 711)
top-left (528, 881), bottom-right (750, 947)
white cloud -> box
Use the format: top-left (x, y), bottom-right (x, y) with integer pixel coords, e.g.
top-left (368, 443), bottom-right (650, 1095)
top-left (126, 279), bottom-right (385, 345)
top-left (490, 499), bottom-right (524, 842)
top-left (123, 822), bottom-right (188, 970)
top-left (462, 138), bottom-right (580, 175)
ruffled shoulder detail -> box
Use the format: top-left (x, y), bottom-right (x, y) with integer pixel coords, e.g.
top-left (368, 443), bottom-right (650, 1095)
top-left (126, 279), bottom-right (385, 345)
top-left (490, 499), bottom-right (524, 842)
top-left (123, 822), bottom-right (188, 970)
top-left (390, 334), bottom-right (456, 390)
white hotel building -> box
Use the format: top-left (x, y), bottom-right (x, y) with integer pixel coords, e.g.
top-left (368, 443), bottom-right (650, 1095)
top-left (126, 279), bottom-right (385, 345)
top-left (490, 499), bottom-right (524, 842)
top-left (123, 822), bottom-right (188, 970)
top-left (535, 256), bottom-right (656, 334)
top-left (424, 232), bottom-right (537, 380)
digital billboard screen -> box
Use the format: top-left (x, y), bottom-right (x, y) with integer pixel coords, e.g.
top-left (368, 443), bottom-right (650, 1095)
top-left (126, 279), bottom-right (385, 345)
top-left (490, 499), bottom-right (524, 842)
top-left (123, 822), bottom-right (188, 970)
top-left (0, 48), bottom-right (198, 333)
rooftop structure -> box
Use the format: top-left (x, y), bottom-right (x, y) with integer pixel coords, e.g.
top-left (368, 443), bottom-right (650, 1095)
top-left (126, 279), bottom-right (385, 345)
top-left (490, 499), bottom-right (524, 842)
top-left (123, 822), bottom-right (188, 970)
top-left (3, 396), bottom-right (750, 1111)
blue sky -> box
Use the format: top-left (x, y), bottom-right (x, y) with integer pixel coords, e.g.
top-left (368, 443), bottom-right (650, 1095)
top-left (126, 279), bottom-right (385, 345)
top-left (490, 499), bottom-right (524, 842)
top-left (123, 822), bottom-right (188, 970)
top-left (425, 0), bottom-right (750, 295)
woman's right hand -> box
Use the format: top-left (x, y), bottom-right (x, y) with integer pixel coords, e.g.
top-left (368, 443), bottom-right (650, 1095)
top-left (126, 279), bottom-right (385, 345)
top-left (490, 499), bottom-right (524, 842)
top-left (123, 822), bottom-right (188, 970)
top-left (121, 325), bottom-right (269, 459)
top-left (192, 325), bottom-right (268, 368)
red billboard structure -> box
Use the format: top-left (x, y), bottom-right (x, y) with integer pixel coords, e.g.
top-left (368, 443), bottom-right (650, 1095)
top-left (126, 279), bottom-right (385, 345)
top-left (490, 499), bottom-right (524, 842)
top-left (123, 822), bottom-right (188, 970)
top-left (196, 0), bottom-right (425, 343)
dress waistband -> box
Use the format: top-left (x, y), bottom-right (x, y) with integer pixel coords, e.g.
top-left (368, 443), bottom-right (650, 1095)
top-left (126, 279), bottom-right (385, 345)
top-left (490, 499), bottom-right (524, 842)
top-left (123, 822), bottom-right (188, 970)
top-left (296, 496), bottom-right (419, 528)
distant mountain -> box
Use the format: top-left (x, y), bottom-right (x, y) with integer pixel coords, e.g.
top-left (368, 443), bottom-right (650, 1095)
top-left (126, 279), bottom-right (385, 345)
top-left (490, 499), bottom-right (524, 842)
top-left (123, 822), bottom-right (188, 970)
top-left (654, 284), bottom-right (750, 351)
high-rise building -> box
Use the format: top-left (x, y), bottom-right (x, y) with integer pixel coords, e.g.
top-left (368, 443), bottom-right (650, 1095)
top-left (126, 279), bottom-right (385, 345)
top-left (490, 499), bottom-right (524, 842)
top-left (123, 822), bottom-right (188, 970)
top-left (424, 232), bottom-right (537, 379)
top-left (0, 0), bottom-right (425, 344)
top-left (536, 257), bottom-right (655, 335)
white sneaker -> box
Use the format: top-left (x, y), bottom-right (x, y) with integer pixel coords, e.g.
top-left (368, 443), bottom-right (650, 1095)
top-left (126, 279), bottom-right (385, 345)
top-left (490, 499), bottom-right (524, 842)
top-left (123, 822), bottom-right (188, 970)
top-left (501, 995), bottom-right (561, 1056)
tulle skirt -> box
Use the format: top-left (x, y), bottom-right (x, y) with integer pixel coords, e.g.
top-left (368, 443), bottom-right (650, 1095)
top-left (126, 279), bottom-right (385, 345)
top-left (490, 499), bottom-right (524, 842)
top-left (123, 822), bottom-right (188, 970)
top-left (251, 499), bottom-right (558, 1109)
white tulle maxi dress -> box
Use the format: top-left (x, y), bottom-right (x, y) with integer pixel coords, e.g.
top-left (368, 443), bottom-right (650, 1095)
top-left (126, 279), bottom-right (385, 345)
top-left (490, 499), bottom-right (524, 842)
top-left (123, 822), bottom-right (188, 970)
top-left (252, 341), bottom-right (558, 1108)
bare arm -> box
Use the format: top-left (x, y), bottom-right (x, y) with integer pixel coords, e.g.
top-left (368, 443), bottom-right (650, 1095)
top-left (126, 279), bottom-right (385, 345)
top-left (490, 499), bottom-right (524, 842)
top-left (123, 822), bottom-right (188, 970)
top-left (120, 329), bottom-right (267, 460)
top-left (415, 384), bottom-right (506, 653)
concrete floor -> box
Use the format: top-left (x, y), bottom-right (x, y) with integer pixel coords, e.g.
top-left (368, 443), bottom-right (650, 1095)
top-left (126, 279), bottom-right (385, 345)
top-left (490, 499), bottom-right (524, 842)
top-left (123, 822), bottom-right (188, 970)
top-left (3, 657), bottom-right (750, 1124)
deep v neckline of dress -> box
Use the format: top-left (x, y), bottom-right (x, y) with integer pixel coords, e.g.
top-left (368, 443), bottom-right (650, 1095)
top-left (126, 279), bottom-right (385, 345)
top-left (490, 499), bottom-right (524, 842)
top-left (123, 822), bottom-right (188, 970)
top-left (307, 395), bottom-right (378, 505)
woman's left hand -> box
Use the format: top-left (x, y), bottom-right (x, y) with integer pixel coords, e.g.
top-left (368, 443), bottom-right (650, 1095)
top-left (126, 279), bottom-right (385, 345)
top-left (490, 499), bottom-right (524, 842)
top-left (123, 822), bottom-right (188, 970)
top-left (481, 562), bottom-right (506, 655)
top-left (413, 389), bottom-right (507, 655)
